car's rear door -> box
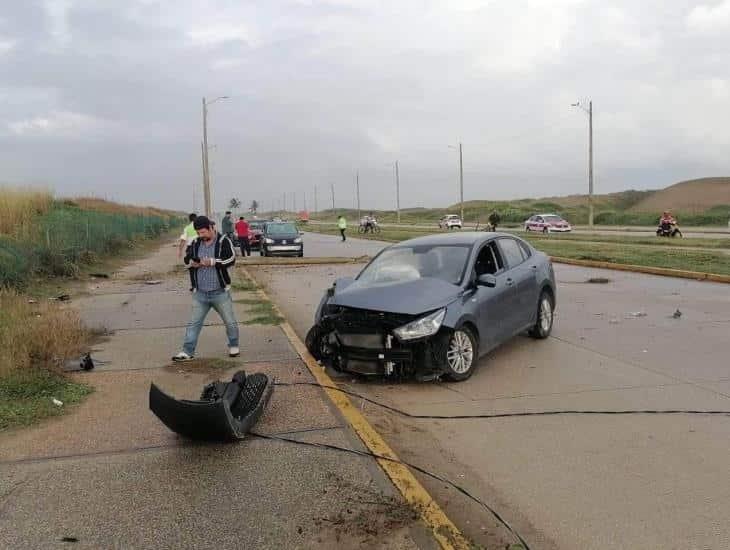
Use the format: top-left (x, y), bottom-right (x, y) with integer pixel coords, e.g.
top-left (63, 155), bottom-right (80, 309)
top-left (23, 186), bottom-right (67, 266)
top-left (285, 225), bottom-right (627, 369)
top-left (497, 237), bottom-right (538, 331)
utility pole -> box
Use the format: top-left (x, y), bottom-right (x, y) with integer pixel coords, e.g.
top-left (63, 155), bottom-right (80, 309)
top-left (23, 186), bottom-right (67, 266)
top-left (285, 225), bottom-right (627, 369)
top-left (331, 183), bottom-right (335, 211)
top-left (572, 99), bottom-right (594, 227)
top-left (314, 185), bottom-right (318, 215)
top-left (198, 141), bottom-right (206, 213)
top-left (303, 190), bottom-right (307, 212)
top-left (356, 171), bottom-right (361, 221)
top-left (588, 100), bottom-right (594, 227)
top-left (395, 161), bottom-right (401, 224)
top-left (459, 143), bottom-right (464, 223)
top-left (202, 98), bottom-right (211, 217)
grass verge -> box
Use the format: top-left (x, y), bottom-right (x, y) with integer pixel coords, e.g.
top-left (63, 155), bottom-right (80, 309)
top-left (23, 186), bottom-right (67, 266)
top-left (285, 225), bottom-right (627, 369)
top-left (307, 224), bottom-right (730, 276)
top-left (232, 275), bottom-right (283, 325)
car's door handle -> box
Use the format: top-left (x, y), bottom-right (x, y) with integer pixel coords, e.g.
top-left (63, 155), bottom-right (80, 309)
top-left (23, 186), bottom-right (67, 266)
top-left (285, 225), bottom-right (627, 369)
top-left (531, 265), bottom-right (537, 269)
top-left (506, 278), bottom-right (514, 286)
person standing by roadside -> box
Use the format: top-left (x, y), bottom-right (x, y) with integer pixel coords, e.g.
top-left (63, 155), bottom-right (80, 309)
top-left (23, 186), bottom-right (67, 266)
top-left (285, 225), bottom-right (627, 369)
top-left (172, 216), bottom-right (239, 361)
top-left (222, 211), bottom-right (234, 240)
top-left (178, 213), bottom-right (198, 259)
top-left (338, 215), bottom-right (347, 242)
top-left (488, 210), bottom-right (501, 232)
top-left (235, 216), bottom-right (251, 257)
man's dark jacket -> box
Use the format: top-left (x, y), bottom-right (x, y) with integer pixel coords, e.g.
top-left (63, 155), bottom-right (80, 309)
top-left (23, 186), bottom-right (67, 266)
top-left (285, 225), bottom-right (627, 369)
top-left (184, 233), bottom-right (236, 291)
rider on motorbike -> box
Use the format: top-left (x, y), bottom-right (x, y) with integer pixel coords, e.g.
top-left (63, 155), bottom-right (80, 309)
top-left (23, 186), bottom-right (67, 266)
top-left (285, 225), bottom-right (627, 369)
top-left (657, 211), bottom-right (681, 237)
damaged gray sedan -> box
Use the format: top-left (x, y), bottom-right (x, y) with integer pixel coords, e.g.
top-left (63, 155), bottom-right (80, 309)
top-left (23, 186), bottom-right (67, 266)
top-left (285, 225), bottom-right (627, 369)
top-left (306, 232), bottom-right (556, 381)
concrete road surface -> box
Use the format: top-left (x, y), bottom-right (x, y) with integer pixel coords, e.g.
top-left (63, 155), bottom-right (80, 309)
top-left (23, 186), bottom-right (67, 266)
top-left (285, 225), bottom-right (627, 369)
top-left (251, 232), bottom-right (730, 550)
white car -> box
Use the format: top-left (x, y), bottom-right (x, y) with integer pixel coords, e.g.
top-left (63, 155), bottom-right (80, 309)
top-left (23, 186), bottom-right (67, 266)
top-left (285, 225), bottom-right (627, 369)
top-left (439, 214), bottom-right (462, 230)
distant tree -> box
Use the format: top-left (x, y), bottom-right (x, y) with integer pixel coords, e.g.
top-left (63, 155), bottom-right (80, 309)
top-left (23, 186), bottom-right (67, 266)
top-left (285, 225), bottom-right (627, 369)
top-left (250, 200), bottom-right (259, 214)
top-left (228, 197), bottom-right (241, 210)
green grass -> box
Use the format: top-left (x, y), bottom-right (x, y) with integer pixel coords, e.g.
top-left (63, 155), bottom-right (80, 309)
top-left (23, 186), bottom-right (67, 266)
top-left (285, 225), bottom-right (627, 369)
top-left (231, 279), bottom-right (259, 292)
top-left (242, 300), bottom-right (283, 325)
top-left (0, 369), bottom-right (93, 432)
top-left (307, 224), bottom-right (730, 276)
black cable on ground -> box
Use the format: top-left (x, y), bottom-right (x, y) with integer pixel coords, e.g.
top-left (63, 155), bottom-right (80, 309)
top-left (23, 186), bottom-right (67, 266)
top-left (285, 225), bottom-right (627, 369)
top-left (250, 431), bottom-right (531, 550)
top-left (273, 381), bottom-right (730, 420)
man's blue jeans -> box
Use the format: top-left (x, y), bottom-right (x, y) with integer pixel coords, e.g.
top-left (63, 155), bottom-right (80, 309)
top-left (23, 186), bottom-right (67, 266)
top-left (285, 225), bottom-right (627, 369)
top-left (182, 289), bottom-right (239, 355)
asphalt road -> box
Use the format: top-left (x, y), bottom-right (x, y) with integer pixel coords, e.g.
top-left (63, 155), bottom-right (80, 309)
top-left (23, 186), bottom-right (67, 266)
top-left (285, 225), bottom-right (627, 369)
top-left (251, 232), bottom-right (730, 550)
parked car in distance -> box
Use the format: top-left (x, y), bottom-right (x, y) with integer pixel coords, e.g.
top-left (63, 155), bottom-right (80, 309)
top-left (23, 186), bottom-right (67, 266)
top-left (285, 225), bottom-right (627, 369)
top-left (248, 220), bottom-right (267, 250)
top-left (306, 232), bottom-right (555, 381)
top-left (438, 214), bottom-right (462, 230)
top-left (524, 214), bottom-right (572, 233)
top-left (260, 222), bottom-right (304, 257)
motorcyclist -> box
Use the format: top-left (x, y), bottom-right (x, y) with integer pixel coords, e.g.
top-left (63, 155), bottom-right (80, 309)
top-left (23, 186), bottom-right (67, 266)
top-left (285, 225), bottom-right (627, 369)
top-left (365, 212), bottom-right (377, 233)
top-left (657, 211), bottom-right (681, 237)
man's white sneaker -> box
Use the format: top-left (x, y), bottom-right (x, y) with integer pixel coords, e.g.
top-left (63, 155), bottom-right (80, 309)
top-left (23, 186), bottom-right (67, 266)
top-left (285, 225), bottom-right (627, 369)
top-left (172, 352), bottom-right (194, 362)
top-left (229, 347), bottom-right (240, 357)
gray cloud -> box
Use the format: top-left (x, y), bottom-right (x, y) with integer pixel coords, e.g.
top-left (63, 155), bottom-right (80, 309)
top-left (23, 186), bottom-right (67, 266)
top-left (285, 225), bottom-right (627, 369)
top-left (1, 0), bottom-right (729, 212)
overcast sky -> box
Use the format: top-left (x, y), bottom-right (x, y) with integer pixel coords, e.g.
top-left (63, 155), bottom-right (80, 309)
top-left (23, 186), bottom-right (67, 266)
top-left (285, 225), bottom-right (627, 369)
top-left (1, 0), bottom-right (729, 212)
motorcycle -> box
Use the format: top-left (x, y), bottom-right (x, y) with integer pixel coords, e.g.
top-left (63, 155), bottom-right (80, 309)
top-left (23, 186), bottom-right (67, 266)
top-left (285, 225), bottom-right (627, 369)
top-left (656, 221), bottom-right (682, 238)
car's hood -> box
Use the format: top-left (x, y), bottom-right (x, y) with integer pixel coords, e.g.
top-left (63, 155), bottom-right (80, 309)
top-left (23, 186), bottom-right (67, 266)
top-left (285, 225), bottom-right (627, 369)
top-left (331, 277), bottom-right (461, 316)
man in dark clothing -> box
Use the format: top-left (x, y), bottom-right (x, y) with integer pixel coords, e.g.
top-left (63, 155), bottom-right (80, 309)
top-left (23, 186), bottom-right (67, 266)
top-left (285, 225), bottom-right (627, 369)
top-left (173, 216), bottom-right (239, 362)
top-left (488, 210), bottom-right (501, 231)
top-left (235, 216), bottom-right (251, 256)
top-left (221, 211), bottom-right (234, 240)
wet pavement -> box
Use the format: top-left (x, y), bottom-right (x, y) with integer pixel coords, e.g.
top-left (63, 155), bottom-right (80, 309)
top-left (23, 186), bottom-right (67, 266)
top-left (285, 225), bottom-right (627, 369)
top-left (0, 241), bottom-right (438, 550)
top-left (250, 231), bottom-right (730, 550)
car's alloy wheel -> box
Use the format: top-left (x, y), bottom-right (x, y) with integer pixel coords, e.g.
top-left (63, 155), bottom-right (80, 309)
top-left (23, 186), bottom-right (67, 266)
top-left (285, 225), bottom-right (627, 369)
top-left (444, 327), bottom-right (478, 381)
top-left (530, 291), bottom-right (554, 339)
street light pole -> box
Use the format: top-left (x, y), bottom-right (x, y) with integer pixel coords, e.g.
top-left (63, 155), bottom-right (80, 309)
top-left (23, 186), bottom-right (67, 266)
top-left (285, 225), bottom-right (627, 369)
top-left (572, 100), bottom-right (594, 227)
top-left (395, 161), bottom-right (401, 224)
top-left (199, 141), bottom-right (206, 213)
top-left (459, 143), bottom-right (464, 222)
top-left (356, 171), bottom-right (361, 221)
top-left (331, 183), bottom-right (335, 211)
top-left (202, 98), bottom-right (211, 217)
top-left (314, 185), bottom-right (318, 215)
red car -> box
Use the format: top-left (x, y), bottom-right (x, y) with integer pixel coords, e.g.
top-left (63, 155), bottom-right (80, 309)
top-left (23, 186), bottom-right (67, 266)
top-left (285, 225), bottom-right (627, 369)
top-left (248, 220), bottom-right (267, 250)
top-left (524, 214), bottom-right (572, 233)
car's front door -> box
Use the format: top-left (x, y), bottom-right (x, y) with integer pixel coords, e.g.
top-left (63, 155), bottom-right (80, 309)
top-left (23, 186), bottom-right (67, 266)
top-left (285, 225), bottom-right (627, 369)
top-left (472, 241), bottom-right (518, 350)
top-left (497, 237), bottom-right (538, 331)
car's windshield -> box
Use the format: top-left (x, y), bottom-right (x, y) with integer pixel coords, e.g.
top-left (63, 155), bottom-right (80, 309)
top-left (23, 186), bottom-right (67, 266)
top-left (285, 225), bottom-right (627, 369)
top-left (357, 245), bottom-right (470, 286)
top-left (266, 223), bottom-right (297, 235)
top-left (543, 215), bottom-right (564, 223)
top-left (250, 222), bottom-right (265, 230)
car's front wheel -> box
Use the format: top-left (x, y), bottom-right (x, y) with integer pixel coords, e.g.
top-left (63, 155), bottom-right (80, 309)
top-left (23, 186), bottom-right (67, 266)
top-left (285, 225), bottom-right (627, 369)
top-left (443, 326), bottom-right (478, 381)
top-left (529, 290), bottom-right (554, 339)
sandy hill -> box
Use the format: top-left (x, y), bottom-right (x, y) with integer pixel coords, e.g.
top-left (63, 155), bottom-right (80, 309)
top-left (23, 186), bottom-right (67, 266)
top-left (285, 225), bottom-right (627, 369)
top-left (630, 177), bottom-right (730, 213)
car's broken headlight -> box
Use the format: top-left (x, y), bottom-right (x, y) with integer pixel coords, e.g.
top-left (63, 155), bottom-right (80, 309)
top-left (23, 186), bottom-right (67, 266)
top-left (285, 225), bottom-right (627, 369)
top-left (393, 308), bottom-right (446, 341)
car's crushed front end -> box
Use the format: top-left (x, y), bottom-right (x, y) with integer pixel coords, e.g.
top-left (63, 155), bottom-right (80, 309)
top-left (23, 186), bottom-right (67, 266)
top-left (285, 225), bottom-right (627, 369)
top-left (307, 293), bottom-right (456, 380)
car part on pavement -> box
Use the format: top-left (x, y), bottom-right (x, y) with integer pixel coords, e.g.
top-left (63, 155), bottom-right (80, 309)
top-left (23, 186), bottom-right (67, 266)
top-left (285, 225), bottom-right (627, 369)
top-left (149, 370), bottom-right (273, 441)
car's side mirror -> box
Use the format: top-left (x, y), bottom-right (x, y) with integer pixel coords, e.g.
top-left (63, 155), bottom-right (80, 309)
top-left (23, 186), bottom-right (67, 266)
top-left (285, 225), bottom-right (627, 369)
top-left (477, 274), bottom-right (497, 288)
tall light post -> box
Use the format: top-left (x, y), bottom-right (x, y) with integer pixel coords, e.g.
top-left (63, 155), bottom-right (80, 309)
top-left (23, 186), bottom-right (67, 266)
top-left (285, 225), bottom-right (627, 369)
top-left (330, 183), bottom-right (335, 211)
top-left (395, 160), bottom-right (401, 224)
top-left (449, 143), bottom-right (465, 222)
top-left (355, 171), bottom-right (361, 221)
top-left (572, 100), bottom-right (594, 227)
top-left (314, 185), bottom-right (318, 215)
top-left (202, 96), bottom-right (229, 217)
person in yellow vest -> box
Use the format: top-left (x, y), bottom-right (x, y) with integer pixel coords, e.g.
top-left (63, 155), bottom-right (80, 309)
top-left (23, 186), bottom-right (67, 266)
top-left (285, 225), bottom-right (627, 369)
top-left (338, 215), bottom-right (347, 242)
top-left (178, 213), bottom-right (198, 259)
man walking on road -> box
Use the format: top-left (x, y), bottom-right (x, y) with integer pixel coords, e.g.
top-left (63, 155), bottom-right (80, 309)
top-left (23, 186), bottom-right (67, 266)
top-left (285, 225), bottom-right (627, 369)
top-left (177, 213), bottom-right (198, 259)
top-left (222, 211), bottom-right (234, 240)
top-left (338, 215), bottom-right (347, 242)
top-left (235, 216), bottom-right (251, 257)
top-left (172, 216), bottom-right (240, 361)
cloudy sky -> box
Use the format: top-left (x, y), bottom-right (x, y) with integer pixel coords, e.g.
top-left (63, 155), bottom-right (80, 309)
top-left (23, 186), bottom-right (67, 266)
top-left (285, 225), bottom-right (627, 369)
top-left (1, 0), bottom-right (729, 212)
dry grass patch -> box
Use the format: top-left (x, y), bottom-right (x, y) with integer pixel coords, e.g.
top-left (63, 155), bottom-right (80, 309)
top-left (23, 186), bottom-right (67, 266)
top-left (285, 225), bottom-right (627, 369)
top-left (0, 187), bottom-right (53, 237)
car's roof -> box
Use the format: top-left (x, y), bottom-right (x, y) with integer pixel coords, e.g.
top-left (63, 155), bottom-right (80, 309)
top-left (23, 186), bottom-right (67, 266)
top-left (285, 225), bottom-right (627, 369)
top-left (393, 231), bottom-right (516, 248)
top-left (442, 214), bottom-right (460, 218)
top-left (535, 213), bottom-right (564, 217)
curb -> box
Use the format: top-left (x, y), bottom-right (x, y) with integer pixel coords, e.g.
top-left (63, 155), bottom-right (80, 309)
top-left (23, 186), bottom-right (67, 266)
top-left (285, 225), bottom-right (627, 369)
top-left (241, 268), bottom-right (469, 550)
top-left (550, 256), bottom-right (730, 283)
top-left (237, 256), bottom-right (370, 266)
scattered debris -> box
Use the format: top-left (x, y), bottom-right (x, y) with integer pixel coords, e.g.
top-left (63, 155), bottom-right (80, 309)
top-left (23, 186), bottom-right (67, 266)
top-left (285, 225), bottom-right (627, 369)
top-left (80, 353), bottom-right (95, 371)
top-left (61, 536), bottom-right (79, 543)
top-left (144, 279), bottom-right (163, 285)
top-left (51, 398), bottom-right (64, 407)
top-left (628, 311), bottom-right (647, 318)
top-left (586, 277), bottom-right (611, 284)
top-left (673, 309), bottom-right (683, 319)
top-left (54, 294), bottom-right (71, 302)
top-left (150, 370), bottom-right (273, 440)
top-left (89, 273), bottom-right (110, 279)
top-left (27, 299), bottom-right (37, 304)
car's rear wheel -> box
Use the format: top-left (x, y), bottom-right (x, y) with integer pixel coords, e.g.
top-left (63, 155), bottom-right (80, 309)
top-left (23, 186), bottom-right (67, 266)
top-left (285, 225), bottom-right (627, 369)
top-left (443, 326), bottom-right (478, 381)
top-left (529, 290), bottom-right (554, 339)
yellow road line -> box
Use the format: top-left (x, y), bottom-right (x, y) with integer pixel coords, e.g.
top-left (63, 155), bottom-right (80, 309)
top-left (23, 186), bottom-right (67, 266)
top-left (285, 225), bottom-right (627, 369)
top-left (242, 268), bottom-right (469, 550)
top-left (551, 256), bottom-right (730, 284)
